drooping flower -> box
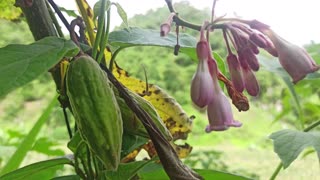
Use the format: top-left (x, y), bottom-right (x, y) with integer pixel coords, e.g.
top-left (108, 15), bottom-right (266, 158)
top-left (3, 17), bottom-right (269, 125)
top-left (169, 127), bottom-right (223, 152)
top-left (206, 91), bottom-right (242, 132)
top-left (191, 58), bottom-right (215, 108)
top-left (206, 57), bottom-right (242, 132)
top-left (160, 13), bottom-right (175, 37)
top-left (263, 29), bottom-right (320, 83)
top-left (190, 30), bottom-right (215, 108)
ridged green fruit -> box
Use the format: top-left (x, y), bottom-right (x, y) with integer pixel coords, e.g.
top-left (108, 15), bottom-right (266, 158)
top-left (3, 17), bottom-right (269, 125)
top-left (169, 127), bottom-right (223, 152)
top-left (66, 55), bottom-right (123, 171)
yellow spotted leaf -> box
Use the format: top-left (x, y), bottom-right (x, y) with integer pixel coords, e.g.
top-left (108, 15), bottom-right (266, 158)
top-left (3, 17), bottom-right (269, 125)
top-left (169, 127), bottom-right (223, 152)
top-left (112, 64), bottom-right (193, 141)
top-left (75, 0), bottom-right (95, 45)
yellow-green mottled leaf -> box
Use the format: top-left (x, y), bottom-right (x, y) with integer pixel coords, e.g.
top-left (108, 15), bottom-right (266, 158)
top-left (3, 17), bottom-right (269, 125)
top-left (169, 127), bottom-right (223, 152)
top-left (112, 64), bottom-right (193, 157)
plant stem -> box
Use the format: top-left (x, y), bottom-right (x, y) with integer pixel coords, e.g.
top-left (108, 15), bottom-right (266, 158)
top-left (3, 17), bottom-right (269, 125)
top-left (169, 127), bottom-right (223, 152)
top-left (63, 108), bottom-right (73, 139)
top-left (303, 120), bottom-right (320, 132)
top-left (97, 9), bottom-right (111, 63)
top-left (92, 0), bottom-right (107, 59)
top-left (47, 0), bottom-right (70, 32)
top-left (46, 1), bottom-right (64, 37)
top-left (269, 120), bottom-right (320, 180)
top-left (109, 47), bottom-right (125, 71)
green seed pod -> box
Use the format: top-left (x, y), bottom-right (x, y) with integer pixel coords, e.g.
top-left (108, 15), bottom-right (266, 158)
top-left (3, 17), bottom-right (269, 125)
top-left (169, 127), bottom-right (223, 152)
top-left (66, 54), bottom-right (123, 171)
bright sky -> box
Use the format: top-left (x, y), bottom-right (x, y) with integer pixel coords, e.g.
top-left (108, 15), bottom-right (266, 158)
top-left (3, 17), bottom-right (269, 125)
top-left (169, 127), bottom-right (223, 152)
top-left (58, 0), bottom-right (320, 46)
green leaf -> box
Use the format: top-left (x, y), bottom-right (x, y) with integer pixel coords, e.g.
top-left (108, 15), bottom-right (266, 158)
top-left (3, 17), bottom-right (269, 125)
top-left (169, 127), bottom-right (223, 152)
top-left (113, 2), bottom-right (128, 28)
top-left (105, 160), bottom-right (152, 180)
top-left (259, 56), bottom-right (304, 127)
top-left (306, 71), bottom-right (320, 79)
top-left (269, 129), bottom-right (320, 168)
top-left (194, 169), bottom-right (252, 180)
top-left (67, 132), bottom-right (83, 154)
top-left (51, 175), bottom-right (81, 180)
top-left (213, 52), bottom-right (227, 88)
top-left (258, 56), bottom-right (289, 78)
top-left (58, 7), bottom-right (78, 18)
top-left (0, 157), bottom-right (72, 180)
top-left (121, 133), bottom-right (148, 158)
top-left (0, 95), bottom-right (59, 175)
top-left (93, 0), bottom-right (111, 20)
top-left (109, 27), bottom-right (196, 55)
top-left (32, 137), bottom-right (65, 156)
top-left (282, 77), bottom-right (304, 128)
top-left (137, 163), bottom-right (251, 180)
top-left (0, 37), bottom-right (79, 98)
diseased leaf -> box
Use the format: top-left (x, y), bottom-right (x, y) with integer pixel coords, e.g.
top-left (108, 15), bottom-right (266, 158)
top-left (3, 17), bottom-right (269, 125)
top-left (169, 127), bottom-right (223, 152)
top-left (0, 37), bottom-right (79, 97)
top-left (270, 129), bottom-right (320, 168)
top-left (113, 64), bottom-right (193, 158)
top-left (0, 157), bottom-right (72, 180)
top-left (75, 0), bottom-right (95, 44)
top-left (113, 65), bottom-right (192, 140)
top-left (113, 2), bottom-right (128, 28)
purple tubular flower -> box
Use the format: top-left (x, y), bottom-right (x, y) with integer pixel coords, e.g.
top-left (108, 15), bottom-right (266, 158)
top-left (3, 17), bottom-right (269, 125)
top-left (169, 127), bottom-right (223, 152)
top-left (263, 29), bottom-right (320, 83)
top-left (226, 53), bottom-right (244, 92)
top-left (191, 59), bottom-right (215, 108)
top-left (206, 92), bottom-right (242, 132)
top-left (190, 33), bottom-right (215, 108)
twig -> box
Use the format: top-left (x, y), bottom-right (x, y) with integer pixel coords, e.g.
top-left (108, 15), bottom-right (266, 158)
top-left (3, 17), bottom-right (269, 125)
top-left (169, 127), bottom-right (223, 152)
top-left (62, 108), bottom-right (73, 139)
top-left (47, 0), bottom-right (71, 32)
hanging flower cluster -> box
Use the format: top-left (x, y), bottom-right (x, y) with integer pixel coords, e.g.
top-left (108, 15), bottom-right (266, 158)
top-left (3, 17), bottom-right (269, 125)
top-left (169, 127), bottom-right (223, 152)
top-left (160, 12), bottom-right (319, 132)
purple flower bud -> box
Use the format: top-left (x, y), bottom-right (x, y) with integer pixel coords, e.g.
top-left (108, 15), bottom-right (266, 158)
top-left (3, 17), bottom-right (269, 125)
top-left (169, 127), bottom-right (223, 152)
top-left (160, 13), bottom-right (175, 37)
top-left (249, 42), bottom-right (260, 55)
top-left (243, 48), bottom-right (260, 71)
top-left (191, 59), bottom-right (215, 108)
top-left (227, 54), bottom-right (244, 92)
top-left (242, 67), bottom-right (260, 96)
top-left (206, 92), bottom-right (242, 132)
top-left (160, 23), bottom-right (171, 37)
top-left (237, 48), bottom-right (259, 71)
top-left (263, 29), bottom-right (320, 83)
top-left (248, 19), bottom-right (270, 31)
top-left (249, 32), bottom-right (269, 48)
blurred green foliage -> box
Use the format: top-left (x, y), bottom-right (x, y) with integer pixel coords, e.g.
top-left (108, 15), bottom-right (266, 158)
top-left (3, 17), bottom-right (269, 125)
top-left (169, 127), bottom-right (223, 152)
top-left (0, 0), bottom-right (22, 20)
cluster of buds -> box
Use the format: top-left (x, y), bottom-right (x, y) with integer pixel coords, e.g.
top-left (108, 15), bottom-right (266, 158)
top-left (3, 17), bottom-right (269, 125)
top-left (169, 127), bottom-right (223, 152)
top-left (160, 13), bottom-right (319, 132)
